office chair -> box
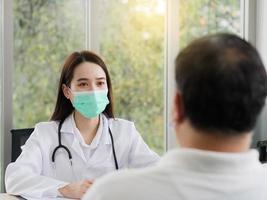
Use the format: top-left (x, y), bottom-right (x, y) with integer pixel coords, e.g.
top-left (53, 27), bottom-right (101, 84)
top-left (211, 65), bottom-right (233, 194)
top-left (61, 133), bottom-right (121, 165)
top-left (10, 128), bottom-right (34, 162)
top-left (257, 140), bottom-right (267, 163)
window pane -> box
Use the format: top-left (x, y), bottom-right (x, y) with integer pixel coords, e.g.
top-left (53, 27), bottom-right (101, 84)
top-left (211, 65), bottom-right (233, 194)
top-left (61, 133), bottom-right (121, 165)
top-left (0, 0), bottom-right (3, 190)
top-left (13, 0), bottom-right (85, 128)
top-left (95, 0), bottom-right (166, 155)
top-left (179, 0), bottom-right (241, 48)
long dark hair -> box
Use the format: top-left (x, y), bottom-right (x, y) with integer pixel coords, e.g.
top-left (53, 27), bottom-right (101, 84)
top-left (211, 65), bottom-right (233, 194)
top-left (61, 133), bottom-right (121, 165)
top-left (51, 51), bottom-right (114, 121)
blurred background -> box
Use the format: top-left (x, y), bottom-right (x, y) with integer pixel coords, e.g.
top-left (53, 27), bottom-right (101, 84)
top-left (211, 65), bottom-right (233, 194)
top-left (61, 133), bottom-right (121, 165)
top-left (12, 0), bottom-right (241, 154)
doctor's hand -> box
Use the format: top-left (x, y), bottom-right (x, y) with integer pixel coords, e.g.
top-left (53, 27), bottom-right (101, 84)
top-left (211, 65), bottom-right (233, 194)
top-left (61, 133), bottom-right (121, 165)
top-left (58, 180), bottom-right (93, 199)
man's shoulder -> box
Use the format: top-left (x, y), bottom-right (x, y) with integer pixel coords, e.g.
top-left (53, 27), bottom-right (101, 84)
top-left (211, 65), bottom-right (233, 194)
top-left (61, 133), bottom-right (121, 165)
top-left (83, 167), bottom-right (165, 200)
top-left (95, 167), bottom-right (157, 190)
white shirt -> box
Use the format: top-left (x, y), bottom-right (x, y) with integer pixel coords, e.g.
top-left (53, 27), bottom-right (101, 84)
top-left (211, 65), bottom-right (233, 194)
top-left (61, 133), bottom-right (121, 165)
top-left (83, 148), bottom-right (267, 200)
top-left (5, 114), bottom-right (159, 199)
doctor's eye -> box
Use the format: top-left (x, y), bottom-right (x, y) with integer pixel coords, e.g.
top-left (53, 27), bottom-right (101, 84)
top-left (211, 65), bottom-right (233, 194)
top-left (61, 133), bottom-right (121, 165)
top-left (78, 82), bottom-right (88, 87)
top-left (97, 81), bottom-right (106, 87)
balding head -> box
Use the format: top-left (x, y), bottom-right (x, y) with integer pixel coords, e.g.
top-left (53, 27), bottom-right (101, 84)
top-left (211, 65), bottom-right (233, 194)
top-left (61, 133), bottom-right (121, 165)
top-left (175, 33), bottom-right (267, 135)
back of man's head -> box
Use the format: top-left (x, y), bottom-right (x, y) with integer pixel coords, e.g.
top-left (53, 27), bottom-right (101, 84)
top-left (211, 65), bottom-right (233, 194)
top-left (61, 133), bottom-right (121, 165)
top-left (175, 33), bottom-right (267, 135)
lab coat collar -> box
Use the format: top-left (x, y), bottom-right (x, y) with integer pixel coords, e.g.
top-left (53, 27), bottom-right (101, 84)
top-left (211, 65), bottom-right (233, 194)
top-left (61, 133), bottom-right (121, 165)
top-left (100, 114), bottom-right (112, 145)
top-left (73, 114), bottom-right (111, 149)
top-left (60, 114), bottom-right (75, 134)
top-left (158, 148), bottom-right (262, 174)
top-left (73, 115), bottom-right (103, 149)
top-left (60, 113), bottom-right (111, 147)
top-left (60, 113), bottom-right (112, 163)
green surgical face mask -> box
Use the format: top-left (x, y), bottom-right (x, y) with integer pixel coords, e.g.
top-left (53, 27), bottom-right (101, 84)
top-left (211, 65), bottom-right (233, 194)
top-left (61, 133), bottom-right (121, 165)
top-left (71, 89), bottom-right (109, 119)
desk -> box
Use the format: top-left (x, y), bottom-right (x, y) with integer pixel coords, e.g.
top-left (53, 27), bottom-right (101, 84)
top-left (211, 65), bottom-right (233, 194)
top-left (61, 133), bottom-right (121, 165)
top-left (0, 194), bottom-right (24, 200)
top-left (0, 194), bottom-right (74, 200)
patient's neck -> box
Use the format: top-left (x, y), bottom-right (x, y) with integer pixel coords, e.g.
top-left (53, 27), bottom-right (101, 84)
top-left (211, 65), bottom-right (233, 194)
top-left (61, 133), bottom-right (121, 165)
top-left (176, 121), bottom-right (252, 153)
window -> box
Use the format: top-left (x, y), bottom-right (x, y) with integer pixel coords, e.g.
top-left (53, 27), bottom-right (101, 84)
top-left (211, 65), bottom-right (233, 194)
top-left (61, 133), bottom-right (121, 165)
top-left (0, 0), bottom-right (3, 190)
top-left (12, 0), bottom-right (242, 155)
top-left (178, 0), bottom-right (241, 49)
top-left (0, 0), bottom-right (246, 191)
top-left (13, 0), bottom-right (86, 128)
top-left (93, 0), bottom-right (166, 154)
top-left (166, 0), bottom-right (242, 149)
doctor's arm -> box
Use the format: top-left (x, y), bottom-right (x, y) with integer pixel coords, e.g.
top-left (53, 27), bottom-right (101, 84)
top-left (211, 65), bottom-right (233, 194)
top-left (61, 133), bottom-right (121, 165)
top-left (127, 123), bottom-right (160, 168)
top-left (5, 126), bottom-right (68, 199)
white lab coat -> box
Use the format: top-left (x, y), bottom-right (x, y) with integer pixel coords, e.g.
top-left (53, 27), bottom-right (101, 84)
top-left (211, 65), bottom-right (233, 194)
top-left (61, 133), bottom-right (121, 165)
top-left (83, 148), bottom-right (267, 200)
top-left (5, 114), bottom-right (159, 199)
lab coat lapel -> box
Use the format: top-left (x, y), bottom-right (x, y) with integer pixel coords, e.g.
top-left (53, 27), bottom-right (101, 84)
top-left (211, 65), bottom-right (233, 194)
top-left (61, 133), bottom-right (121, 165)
top-left (54, 148), bottom-right (76, 182)
top-left (71, 138), bottom-right (87, 163)
top-left (60, 114), bottom-right (87, 163)
top-left (89, 115), bottom-right (112, 165)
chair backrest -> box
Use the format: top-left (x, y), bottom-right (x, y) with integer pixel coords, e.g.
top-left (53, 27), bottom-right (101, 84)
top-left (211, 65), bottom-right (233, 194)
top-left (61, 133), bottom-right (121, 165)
top-left (10, 128), bottom-right (34, 162)
top-left (257, 140), bottom-right (267, 163)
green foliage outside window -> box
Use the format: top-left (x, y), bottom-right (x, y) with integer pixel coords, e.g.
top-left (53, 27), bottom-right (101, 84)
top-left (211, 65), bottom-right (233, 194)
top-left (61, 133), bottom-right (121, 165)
top-left (13, 0), bottom-right (85, 127)
top-left (98, 0), bottom-right (165, 154)
top-left (179, 0), bottom-right (240, 48)
top-left (13, 0), bottom-right (240, 155)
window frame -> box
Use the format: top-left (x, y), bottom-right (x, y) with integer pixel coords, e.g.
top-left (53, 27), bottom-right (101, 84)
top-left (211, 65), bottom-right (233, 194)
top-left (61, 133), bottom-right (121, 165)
top-left (0, 0), bottom-right (3, 192)
top-left (166, 0), bottom-right (256, 150)
top-left (0, 0), bottom-right (258, 192)
top-left (1, 0), bottom-right (13, 192)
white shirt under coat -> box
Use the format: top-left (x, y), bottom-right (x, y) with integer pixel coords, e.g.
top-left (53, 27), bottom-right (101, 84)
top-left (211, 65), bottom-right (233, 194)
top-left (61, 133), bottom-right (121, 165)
top-left (5, 114), bottom-right (159, 199)
top-left (83, 148), bottom-right (267, 200)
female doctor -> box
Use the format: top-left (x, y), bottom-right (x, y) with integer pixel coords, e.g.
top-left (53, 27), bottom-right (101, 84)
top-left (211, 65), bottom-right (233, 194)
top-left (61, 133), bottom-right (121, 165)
top-left (5, 51), bottom-right (159, 199)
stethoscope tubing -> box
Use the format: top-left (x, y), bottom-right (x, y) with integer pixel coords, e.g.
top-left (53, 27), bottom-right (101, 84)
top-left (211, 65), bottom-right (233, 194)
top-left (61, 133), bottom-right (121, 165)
top-left (51, 118), bottom-right (119, 170)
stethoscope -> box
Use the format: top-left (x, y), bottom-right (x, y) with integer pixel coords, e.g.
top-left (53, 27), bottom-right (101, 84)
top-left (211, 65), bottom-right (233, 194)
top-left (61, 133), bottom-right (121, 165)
top-left (51, 118), bottom-right (119, 170)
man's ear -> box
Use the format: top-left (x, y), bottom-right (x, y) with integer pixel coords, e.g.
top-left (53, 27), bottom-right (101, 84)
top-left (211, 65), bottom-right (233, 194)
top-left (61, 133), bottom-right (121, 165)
top-left (172, 92), bottom-right (185, 124)
top-left (62, 84), bottom-right (71, 99)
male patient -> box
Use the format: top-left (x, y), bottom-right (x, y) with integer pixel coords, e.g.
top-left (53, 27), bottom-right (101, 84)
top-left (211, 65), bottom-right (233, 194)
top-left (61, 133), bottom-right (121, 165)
top-left (83, 33), bottom-right (267, 200)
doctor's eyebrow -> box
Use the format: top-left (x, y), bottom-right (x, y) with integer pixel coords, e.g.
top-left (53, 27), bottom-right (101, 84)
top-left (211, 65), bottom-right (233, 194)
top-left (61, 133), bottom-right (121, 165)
top-left (77, 78), bottom-right (89, 82)
top-left (76, 77), bottom-right (106, 82)
top-left (95, 77), bottom-right (106, 80)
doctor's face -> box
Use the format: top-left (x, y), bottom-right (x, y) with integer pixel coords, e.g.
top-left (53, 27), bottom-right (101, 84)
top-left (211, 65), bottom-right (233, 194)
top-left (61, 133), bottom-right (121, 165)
top-left (63, 61), bottom-right (108, 99)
